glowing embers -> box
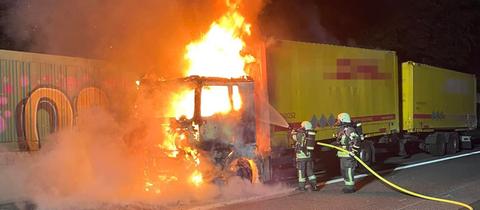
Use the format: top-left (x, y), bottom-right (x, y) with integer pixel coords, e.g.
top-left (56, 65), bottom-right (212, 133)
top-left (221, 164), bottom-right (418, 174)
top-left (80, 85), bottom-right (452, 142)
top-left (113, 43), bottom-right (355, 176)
top-left (143, 121), bottom-right (203, 193)
top-left (144, 174), bottom-right (179, 194)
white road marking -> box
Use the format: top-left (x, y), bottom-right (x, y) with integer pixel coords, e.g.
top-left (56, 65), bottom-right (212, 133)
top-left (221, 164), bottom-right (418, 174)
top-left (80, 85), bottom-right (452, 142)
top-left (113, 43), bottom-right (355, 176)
top-left (187, 188), bottom-right (296, 210)
top-left (326, 150), bottom-right (480, 185)
top-left (188, 150), bottom-right (480, 210)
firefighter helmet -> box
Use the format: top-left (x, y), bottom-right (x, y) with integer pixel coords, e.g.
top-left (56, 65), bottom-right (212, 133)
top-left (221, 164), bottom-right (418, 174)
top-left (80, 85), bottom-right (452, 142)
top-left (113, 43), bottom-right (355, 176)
top-left (337, 113), bottom-right (351, 124)
top-left (301, 121), bottom-right (313, 130)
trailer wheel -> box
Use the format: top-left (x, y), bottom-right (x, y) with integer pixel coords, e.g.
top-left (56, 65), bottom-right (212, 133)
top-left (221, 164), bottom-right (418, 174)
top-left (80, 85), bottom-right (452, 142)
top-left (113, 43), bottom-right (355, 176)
top-left (359, 141), bottom-right (374, 165)
top-left (357, 141), bottom-right (374, 173)
top-left (446, 132), bottom-right (460, 154)
top-left (430, 133), bottom-right (446, 156)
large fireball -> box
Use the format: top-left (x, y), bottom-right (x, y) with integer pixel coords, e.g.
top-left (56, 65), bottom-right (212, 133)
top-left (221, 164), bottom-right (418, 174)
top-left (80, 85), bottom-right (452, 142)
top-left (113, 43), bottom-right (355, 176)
top-left (184, 6), bottom-right (255, 78)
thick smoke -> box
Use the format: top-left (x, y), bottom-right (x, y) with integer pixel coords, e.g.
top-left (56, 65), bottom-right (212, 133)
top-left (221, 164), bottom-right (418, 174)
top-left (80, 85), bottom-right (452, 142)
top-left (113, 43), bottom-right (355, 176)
top-left (5, 0), bottom-right (204, 77)
top-left (4, 0), bottom-right (266, 117)
top-left (0, 109), bottom-right (144, 209)
top-left (259, 0), bottom-right (338, 44)
top-left (0, 108), bottom-right (288, 209)
top-left (4, 0), bottom-right (265, 79)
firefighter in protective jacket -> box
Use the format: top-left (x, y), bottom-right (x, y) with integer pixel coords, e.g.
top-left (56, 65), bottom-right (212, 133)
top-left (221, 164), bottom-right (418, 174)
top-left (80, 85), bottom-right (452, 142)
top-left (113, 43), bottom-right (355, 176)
top-left (335, 113), bottom-right (362, 193)
top-left (291, 121), bottom-right (318, 191)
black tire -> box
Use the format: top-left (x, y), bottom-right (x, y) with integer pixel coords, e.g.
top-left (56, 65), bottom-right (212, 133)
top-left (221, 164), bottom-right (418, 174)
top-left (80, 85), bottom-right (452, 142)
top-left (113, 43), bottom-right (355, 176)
top-left (356, 141), bottom-right (374, 173)
top-left (358, 141), bottom-right (374, 166)
top-left (431, 133), bottom-right (446, 156)
top-left (386, 134), bottom-right (400, 155)
top-left (446, 132), bottom-right (460, 154)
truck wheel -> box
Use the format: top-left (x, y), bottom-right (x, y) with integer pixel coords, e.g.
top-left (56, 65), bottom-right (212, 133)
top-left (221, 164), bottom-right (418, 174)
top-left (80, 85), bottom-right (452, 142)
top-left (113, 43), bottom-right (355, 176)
top-left (230, 158), bottom-right (259, 183)
top-left (431, 133), bottom-right (446, 156)
top-left (359, 141), bottom-right (374, 165)
top-left (357, 141), bottom-right (374, 173)
top-left (446, 132), bottom-right (460, 154)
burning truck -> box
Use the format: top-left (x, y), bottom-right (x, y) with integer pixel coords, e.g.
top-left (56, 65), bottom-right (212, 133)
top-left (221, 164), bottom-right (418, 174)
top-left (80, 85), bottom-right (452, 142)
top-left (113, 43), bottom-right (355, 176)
top-left (134, 75), bottom-right (263, 188)
top-left (127, 2), bottom-right (271, 193)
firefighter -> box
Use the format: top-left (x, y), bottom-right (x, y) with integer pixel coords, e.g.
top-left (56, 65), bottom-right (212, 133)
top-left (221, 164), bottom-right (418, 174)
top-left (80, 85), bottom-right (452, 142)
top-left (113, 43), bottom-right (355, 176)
top-left (291, 121), bottom-right (318, 191)
top-left (335, 112), bottom-right (361, 193)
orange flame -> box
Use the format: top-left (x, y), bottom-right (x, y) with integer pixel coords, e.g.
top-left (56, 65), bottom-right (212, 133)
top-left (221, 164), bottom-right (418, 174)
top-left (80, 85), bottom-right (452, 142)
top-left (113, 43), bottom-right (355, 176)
top-left (144, 0), bottom-right (254, 191)
top-left (177, 2), bottom-right (253, 118)
top-left (232, 85), bottom-right (242, 110)
top-left (184, 8), bottom-right (254, 78)
top-left (171, 89), bottom-right (195, 119)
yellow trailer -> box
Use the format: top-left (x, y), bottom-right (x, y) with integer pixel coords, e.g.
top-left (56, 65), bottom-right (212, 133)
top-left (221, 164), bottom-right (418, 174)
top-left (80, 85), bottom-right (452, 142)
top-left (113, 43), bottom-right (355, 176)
top-left (402, 61), bottom-right (477, 132)
top-left (266, 40), bottom-right (399, 150)
top-left (401, 61), bottom-right (477, 155)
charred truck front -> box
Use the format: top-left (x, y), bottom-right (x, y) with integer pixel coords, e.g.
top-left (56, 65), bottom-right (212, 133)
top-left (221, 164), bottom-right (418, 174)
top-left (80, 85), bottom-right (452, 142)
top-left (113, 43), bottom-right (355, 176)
top-left (135, 75), bottom-right (262, 184)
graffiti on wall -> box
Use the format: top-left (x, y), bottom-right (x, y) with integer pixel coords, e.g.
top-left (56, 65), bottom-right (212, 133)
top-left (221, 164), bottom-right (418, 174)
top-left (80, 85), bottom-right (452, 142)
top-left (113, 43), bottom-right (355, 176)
top-left (23, 87), bottom-right (109, 150)
top-left (0, 85), bottom-right (108, 150)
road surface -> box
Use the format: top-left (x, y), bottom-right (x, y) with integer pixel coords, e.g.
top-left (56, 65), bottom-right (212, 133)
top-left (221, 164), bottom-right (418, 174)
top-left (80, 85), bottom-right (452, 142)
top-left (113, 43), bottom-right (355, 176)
top-left (205, 148), bottom-right (480, 210)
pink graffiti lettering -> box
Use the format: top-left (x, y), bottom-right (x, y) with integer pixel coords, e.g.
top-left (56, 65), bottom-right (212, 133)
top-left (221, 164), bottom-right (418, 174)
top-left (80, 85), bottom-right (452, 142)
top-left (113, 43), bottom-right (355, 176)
top-left (1, 85), bottom-right (12, 94)
top-left (4, 110), bottom-right (11, 119)
top-left (0, 96), bottom-right (7, 105)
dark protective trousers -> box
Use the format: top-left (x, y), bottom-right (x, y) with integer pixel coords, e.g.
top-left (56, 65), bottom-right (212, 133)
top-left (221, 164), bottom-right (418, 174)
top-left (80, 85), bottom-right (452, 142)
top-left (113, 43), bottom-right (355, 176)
top-left (340, 157), bottom-right (357, 189)
top-left (296, 158), bottom-right (317, 189)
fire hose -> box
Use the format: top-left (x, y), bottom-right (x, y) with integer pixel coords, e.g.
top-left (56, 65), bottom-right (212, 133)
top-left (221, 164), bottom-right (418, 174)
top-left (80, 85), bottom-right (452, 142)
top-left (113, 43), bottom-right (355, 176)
top-left (317, 142), bottom-right (473, 210)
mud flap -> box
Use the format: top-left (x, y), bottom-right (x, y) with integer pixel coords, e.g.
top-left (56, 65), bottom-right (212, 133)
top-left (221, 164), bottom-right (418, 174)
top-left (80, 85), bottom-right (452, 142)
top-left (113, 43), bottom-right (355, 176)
top-left (460, 136), bottom-right (473, 149)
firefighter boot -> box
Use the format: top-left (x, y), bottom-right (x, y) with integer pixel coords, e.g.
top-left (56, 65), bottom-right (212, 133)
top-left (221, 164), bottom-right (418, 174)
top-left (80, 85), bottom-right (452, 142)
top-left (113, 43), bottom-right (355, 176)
top-left (342, 185), bottom-right (356, 193)
top-left (297, 182), bottom-right (306, 191)
top-left (310, 180), bottom-right (319, 191)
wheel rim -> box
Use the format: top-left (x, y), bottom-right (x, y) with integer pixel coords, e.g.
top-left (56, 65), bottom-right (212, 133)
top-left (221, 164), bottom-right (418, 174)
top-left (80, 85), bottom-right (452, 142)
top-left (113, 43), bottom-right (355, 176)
top-left (229, 158), bottom-right (259, 183)
top-left (360, 150), bottom-right (368, 162)
top-left (453, 137), bottom-right (458, 149)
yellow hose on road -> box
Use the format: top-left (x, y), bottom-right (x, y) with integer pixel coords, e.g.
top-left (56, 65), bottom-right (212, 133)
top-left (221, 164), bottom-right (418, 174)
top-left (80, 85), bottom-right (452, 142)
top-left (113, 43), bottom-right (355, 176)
top-left (317, 142), bottom-right (473, 210)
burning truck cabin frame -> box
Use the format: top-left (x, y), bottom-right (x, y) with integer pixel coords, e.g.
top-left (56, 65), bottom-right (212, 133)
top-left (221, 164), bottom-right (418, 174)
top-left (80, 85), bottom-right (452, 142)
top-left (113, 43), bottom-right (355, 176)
top-left (137, 75), bottom-right (260, 184)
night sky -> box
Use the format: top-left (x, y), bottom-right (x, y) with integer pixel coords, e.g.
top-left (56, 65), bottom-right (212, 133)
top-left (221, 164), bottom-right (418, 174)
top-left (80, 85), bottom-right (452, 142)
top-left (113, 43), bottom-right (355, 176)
top-left (0, 0), bottom-right (479, 77)
top-left (258, 0), bottom-right (480, 76)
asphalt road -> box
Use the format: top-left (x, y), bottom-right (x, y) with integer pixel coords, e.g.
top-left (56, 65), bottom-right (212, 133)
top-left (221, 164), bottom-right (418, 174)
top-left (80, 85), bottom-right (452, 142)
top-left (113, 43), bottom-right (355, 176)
top-left (1, 145), bottom-right (480, 210)
top-left (209, 148), bottom-right (480, 210)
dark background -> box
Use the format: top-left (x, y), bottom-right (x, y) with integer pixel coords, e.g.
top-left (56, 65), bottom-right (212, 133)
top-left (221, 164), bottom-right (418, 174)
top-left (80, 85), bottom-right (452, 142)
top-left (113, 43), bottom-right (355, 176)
top-left (0, 0), bottom-right (479, 76)
top-left (258, 0), bottom-right (480, 76)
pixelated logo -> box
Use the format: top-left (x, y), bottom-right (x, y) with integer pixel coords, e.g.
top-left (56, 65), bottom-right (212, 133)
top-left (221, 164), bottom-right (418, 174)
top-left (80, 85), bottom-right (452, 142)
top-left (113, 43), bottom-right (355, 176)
top-left (324, 59), bottom-right (392, 80)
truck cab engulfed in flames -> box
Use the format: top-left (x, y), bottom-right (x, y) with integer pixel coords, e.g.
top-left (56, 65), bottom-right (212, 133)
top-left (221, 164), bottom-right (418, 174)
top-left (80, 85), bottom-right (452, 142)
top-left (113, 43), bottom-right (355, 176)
top-left (133, 75), bottom-right (260, 187)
